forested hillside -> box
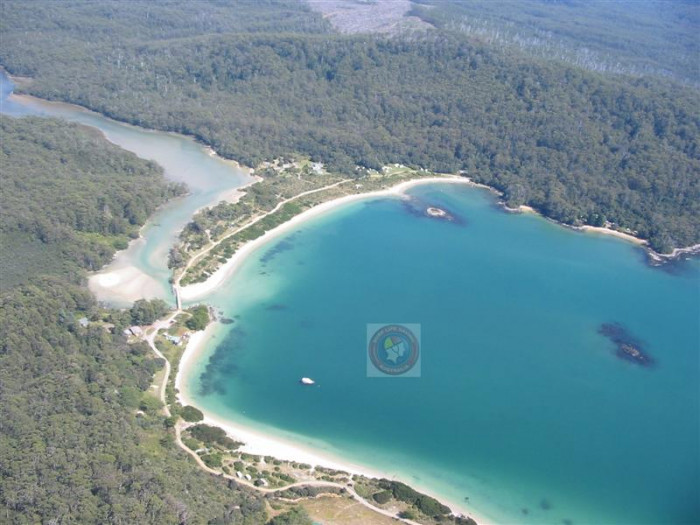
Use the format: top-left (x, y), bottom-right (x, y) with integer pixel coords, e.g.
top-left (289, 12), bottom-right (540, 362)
top-left (409, 0), bottom-right (700, 83)
top-left (2, 1), bottom-right (697, 252)
top-left (0, 116), bottom-right (185, 289)
top-left (0, 281), bottom-right (269, 523)
top-left (0, 117), bottom-right (271, 523)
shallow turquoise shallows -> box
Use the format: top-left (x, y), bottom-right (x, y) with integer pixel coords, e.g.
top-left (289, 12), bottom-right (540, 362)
top-left (3, 70), bottom-right (698, 524)
top-left (185, 184), bottom-right (700, 525)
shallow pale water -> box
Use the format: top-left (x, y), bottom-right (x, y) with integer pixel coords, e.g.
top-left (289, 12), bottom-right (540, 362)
top-left (0, 71), bottom-right (251, 306)
top-left (185, 184), bottom-right (700, 524)
top-left (4, 70), bottom-right (699, 524)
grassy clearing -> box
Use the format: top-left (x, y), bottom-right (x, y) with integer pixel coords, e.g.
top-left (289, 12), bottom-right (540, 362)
top-left (302, 496), bottom-right (398, 525)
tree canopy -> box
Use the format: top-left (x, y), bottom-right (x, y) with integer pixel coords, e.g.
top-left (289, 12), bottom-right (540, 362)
top-left (1, 1), bottom-right (697, 252)
top-left (0, 116), bottom-right (268, 523)
top-left (0, 116), bottom-right (185, 289)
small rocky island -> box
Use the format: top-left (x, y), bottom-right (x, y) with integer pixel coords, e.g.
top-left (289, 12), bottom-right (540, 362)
top-left (425, 206), bottom-right (459, 223)
top-left (426, 206), bottom-right (448, 218)
top-left (400, 197), bottom-right (465, 225)
top-left (599, 323), bottom-right (654, 366)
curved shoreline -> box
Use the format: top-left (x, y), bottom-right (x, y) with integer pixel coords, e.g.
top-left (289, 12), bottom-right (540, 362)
top-left (2, 89), bottom-right (256, 308)
top-left (5, 74), bottom-right (697, 524)
top-left (174, 173), bottom-right (698, 525)
top-left (175, 325), bottom-right (385, 477)
top-left (180, 170), bottom-right (695, 304)
top-left (176, 176), bottom-right (493, 523)
top-left (5, 68), bottom-right (697, 271)
top-left (179, 176), bottom-right (473, 302)
top-left (175, 322), bottom-right (492, 525)
top-left (2, 77), bottom-right (491, 521)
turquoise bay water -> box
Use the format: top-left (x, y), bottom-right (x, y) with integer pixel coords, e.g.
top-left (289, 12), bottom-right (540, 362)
top-left (0, 71), bottom-right (251, 306)
top-left (186, 184), bottom-right (700, 524)
top-left (3, 70), bottom-right (699, 524)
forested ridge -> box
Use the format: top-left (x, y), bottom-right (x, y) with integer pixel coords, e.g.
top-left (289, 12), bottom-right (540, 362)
top-left (2, 0), bottom-right (697, 252)
top-left (0, 3), bottom-right (697, 522)
top-left (0, 116), bottom-right (185, 289)
top-left (0, 117), bottom-right (273, 523)
top-left (409, 0), bottom-right (700, 84)
top-left (0, 281), bottom-right (269, 523)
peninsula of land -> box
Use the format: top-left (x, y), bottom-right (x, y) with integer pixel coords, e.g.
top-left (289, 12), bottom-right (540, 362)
top-left (174, 162), bottom-right (475, 302)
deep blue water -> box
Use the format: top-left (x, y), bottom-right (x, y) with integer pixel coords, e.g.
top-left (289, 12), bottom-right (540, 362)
top-left (187, 184), bottom-right (700, 524)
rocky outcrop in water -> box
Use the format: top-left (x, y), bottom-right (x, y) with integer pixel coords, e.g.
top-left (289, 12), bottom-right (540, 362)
top-left (401, 197), bottom-right (465, 225)
top-left (598, 323), bottom-right (654, 366)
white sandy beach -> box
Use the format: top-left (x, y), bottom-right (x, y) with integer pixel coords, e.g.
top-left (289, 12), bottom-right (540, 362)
top-left (576, 225), bottom-right (648, 246)
top-left (215, 175), bottom-right (261, 206)
top-left (175, 327), bottom-right (382, 477)
top-left (174, 322), bottom-right (490, 524)
top-left (174, 175), bottom-right (490, 522)
top-left (88, 235), bottom-right (169, 306)
top-left (500, 200), bottom-right (648, 248)
top-left (8, 69), bottom-right (693, 525)
top-left (89, 263), bottom-right (166, 306)
top-left (179, 175), bottom-right (472, 302)
top-left (90, 169), bottom-right (664, 310)
top-left (180, 173), bottom-right (659, 303)
top-left (93, 171), bottom-right (669, 524)
top-left (89, 174), bottom-right (259, 307)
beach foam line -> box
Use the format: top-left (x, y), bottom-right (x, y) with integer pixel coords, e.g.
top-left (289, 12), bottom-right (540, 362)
top-left (179, 176), bottom-right (472, 303)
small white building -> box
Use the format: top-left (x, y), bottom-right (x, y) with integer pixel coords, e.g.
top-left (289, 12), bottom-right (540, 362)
top-left (165, 334), bottom-right (182, 345)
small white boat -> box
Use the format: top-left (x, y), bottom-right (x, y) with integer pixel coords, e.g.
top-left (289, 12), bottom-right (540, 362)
top-left (299, 377), bottom-right (315, 385)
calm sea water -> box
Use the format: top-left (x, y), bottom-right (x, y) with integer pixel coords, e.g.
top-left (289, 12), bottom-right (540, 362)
top-left (186, 184), bottom-right (700, 524)
top-left (4, 70), bottom-right (699, 524)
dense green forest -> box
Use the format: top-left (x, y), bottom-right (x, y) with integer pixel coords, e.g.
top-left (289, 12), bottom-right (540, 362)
top-left (0, 2), bottom-right (697, 522)
top-left (2, 0), bottom-right (697, 252)
top-left (0, 281), bottom-right (270, 523)
top-left (410, 0), bottom-right (700, 83)
top-left (0, 116), bottom-right (185, 289)
top-left (0, 117), bottom-right (274, 523)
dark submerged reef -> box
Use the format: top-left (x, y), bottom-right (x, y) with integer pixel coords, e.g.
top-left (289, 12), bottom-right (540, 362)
top-left (598, 323), bottom-right (654, 366)
top-left (260, 234), bottom-right (298, 265)
top-left (265, 303), bottom-right (288, 311)
top-left (401, 196), bottom-right (466, 226)
top-left (199, 326), bottom-right (248, 396)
